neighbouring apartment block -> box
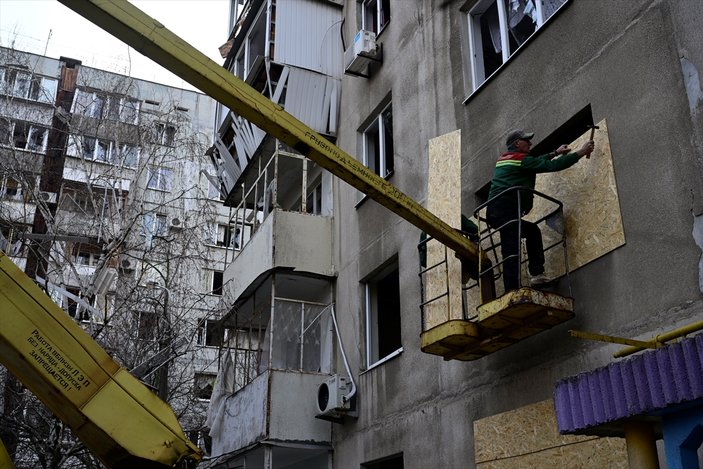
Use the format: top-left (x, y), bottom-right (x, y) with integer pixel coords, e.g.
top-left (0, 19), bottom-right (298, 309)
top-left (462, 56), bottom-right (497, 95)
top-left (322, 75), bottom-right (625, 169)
top-left (0, 46), bottom-right (235, 458)
top-left (204, 0), bottom-right (703, 468)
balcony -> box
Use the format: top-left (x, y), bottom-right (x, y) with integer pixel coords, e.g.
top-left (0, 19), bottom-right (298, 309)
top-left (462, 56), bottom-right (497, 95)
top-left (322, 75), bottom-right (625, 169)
top-left (222, 140), bottom-right (334, 302)
top-left (207, 297), bottom-right (336, 466)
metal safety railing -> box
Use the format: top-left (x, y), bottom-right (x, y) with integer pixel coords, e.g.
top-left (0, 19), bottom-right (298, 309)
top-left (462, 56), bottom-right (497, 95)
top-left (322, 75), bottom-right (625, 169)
top-left (418, 227), bottom-right (481, 327)
top-left (474, 186), bottom-right (571, 298)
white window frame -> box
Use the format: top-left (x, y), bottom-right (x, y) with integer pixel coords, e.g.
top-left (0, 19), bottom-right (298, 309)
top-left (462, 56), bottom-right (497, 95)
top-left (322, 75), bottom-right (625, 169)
top-left (467, 0), bottom-right (568, 91)
top-left (364, 261), bottom-right (402, 369)
top-left (153, 122), bottom-right (176, 146)
top-left (362, 0), bottom-right (391, 35)
top-left (0, 67), bottom-right (57, 104)
top-left (362, 103), bottom-right (393, 178)
top-left (9, 121), bottom-right (49, 153)
top-left (116, 143), bottom-right (139, 168)
top-left (196, 319), bottom-right (223, 347)
top-left (146, 166), bottom-right (173, 192)
top-left (194, 372), bottom-right (218, 400)
top-left (210, 270), bottom-right (224, 296)
top-left (73, 89), bottom-right (107, 119)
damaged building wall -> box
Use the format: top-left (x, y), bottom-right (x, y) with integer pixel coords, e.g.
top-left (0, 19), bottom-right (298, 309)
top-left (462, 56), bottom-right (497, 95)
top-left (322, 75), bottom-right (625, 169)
top-left (330, 0), bottom-right (703, 468)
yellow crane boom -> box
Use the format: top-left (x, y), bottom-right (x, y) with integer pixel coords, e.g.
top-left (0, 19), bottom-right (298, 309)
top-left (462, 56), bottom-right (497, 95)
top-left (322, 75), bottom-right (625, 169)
top-left (56, 0), bottom-right (479, 266)
top-left (0, 252), bottom-right (201, 468)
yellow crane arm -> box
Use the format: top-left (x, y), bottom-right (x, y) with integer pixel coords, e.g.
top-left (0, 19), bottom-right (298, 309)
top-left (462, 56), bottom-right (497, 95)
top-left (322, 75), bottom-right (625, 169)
top-left (57, 0), bottom-right (478, 265)
top-left (0, 252), bottom-right (201, 468)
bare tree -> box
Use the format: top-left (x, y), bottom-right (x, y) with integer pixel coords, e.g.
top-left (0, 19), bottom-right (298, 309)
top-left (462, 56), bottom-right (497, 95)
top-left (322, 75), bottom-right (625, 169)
top-left (0, 46), bottom-right (230, 467)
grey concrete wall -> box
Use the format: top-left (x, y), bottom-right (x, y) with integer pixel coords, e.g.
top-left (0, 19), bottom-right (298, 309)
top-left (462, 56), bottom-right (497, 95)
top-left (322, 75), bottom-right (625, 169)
top-left (331, 1), bottom-right (703, 468)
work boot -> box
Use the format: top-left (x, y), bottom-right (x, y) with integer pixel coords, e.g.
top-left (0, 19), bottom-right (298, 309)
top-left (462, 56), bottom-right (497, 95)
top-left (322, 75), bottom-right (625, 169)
top-left (529, 273), bottom-right (550, 288)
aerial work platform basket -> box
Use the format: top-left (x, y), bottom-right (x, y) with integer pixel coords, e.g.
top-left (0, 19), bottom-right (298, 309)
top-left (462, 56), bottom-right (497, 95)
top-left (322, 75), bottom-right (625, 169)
top-left (419, 188), bottom-right (575, 360)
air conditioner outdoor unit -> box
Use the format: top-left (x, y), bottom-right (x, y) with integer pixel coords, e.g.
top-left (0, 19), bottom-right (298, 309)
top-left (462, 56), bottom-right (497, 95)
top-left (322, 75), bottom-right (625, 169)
top-left (344, 30), bottom-right (379, 75)
top-left (120, 258), bottom-right (136, 272)
top-left (169, 217), bottom-right (183, 230)
top-left (316, 374), bottom-right (351, 417)
top-left (39, 191), bottom-right (57, 203)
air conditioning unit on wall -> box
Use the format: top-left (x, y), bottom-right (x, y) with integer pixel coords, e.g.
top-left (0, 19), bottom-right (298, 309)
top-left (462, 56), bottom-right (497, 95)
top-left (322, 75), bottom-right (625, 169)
top-left (169, 217), bottom-right (183, 230)
top-left (344, 30), bottom-right (380, 75)
top-left (316, 374), bottom-right (351, 418)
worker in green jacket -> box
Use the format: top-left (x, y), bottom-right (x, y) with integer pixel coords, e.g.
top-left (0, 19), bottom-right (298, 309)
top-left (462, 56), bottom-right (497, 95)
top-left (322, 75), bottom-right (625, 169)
top-left (487, 129), bottom-right (594, 292)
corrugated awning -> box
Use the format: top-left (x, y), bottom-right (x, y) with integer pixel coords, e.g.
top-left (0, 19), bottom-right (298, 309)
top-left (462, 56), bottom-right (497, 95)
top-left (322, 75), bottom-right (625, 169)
top-left (554, 333), bottom-right (703, 436)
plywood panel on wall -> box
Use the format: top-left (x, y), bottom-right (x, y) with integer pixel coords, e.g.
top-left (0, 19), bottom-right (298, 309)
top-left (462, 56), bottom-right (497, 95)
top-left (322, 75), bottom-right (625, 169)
top-left (425, 130), bottom-right (463, 330)
top-left (474, 399), bottom-right (627, 468)
top-left (527, 119), bottom-right (625, 279)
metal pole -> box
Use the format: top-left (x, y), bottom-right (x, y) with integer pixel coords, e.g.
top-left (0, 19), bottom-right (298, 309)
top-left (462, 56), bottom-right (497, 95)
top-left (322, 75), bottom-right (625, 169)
top-left (624, 422), bottom-right (659, 469)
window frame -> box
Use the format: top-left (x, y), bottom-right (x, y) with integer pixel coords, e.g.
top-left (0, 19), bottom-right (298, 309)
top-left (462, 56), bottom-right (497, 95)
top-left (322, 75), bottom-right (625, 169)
top-left (362, 0), bottom-right (391, 35)
top-left (362, 102), bottom-right (394, 179)
top-left (146, 166), bottom-right (173, 192)
top-left (0, 67), bottom-right (57, 104)
top-left (210, 270), bottom-right (224, 296)
top-left (6, 121), bottom-right (49, 153)
top-left (466, 0), bottom-right (569, 93)
top-left (363, 260), bottom-right (402, 369)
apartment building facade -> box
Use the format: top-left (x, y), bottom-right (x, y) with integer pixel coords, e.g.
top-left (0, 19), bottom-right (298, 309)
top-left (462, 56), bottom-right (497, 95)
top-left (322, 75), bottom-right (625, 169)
top-left (205, 0), bottom-right (703, 468)
top-left (0, 46), bottom-right (233, 460)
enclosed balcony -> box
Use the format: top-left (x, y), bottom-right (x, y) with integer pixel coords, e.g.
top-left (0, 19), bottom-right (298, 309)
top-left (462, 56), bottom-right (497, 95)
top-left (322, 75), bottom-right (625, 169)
top-left (221, 139), bottom-right (334, 302)
top-left (206, 278), bottom-right (337, 468)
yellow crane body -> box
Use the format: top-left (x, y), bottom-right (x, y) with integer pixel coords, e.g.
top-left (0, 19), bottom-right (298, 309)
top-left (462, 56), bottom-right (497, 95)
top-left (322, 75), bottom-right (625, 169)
top-left (0, 252), bottom-right (201, 468)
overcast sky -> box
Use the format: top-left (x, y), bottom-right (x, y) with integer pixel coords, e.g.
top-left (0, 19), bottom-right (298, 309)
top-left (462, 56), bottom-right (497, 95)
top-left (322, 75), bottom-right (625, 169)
top-left (0, 0), bottom-right (232, 91)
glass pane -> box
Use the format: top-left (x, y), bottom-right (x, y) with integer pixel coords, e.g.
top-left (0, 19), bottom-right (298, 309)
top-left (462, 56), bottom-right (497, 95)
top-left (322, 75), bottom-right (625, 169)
top-left (543, 0), bottom-right (567, 19)
top-left (478, 2), bottom-right (504, 79)
top-left (27, 127), bottom-right (46, 152)
top-left (364, 120), bottom-right (380, 176)
top-left (363, 0), bottom-right (378, 33)
top-left (82, 137), bottom-right (96, 159)
top-left (39, 78), bottom-right (58, 104)
top-left (12, 70), bottom-right (31, 98)
top-left (382, 107), bottom-right (393, 175)
top-left (505, 0), bottom-right (538, 54)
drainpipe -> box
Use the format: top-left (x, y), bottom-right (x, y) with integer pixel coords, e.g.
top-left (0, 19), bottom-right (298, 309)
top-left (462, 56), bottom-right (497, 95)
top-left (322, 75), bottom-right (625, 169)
top-left (624, 422), bottom-right (659, 469)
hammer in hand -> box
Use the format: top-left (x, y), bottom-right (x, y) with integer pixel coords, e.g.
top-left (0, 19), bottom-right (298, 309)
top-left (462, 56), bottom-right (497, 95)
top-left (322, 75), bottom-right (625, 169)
top-left (586, 124), bottom-right (599, 158)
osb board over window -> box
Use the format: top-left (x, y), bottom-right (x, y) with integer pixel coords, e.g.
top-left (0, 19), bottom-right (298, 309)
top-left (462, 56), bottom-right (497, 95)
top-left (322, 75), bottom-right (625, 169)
top-left (425, 130), bottom-right (464, 330)
top-left (526, 119), bottom-right (625, 279)
top-left (473, 399), bottom-right (627, 468)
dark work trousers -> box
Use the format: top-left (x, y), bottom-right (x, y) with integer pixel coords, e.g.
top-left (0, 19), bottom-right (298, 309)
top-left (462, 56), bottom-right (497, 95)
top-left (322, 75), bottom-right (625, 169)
top-left (486, 197), bottom-right (545, 292)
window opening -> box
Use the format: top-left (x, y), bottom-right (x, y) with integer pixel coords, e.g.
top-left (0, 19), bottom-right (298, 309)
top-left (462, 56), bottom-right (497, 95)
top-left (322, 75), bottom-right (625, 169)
top-left (364, 260), bottom-right (402, 367)
top-left (211, 270), bottom-right (224, 296)
top-left (194, 372), bottom-right (217, 400)
top-left (362, 103), bottom-right (393, 178)
top-left (362, 0), bottom-right (391, 34)
top-left (468, 0), bottom-right (567, 90)
top-left (363, 453), bottom-right (404, 469)
top-left (153, 123), bottom-right (176, 146)
top-left (147, 166), bottom-right (173, 191)
top-left (197, 318), bottom-right (223, 347)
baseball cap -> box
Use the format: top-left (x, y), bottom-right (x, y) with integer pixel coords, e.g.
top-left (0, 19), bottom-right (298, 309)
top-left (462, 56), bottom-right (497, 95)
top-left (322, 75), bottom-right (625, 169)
top-left (505, 129), bottom-right (535, 147)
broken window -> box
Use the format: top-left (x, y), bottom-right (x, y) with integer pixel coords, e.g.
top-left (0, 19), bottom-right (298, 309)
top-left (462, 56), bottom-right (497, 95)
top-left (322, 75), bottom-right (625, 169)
top-left (194, 372), bottom-right (217, 400)
top-left (72, 242), bottom-right (102, 267)
top-left (134, 311), bottom-right (159, 341)
top-left (0, 67), bottom-right (57, 103)
top-left (211, 270), bottom-right (224, 296)
top-left (152, 123), bottom-right (176, 146)
top-left (11, 121), bottom-right (48, 153)
top-left (468, 0), bottom-right (568, 90)
top-left (197, 318), bottom-right (226, 347)
top-left (0, 222), bottom-right (30, 257)
top-left (362, 103), bottom-right (394, 178)
top-left (364, 259), bottom-right (402, 367)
